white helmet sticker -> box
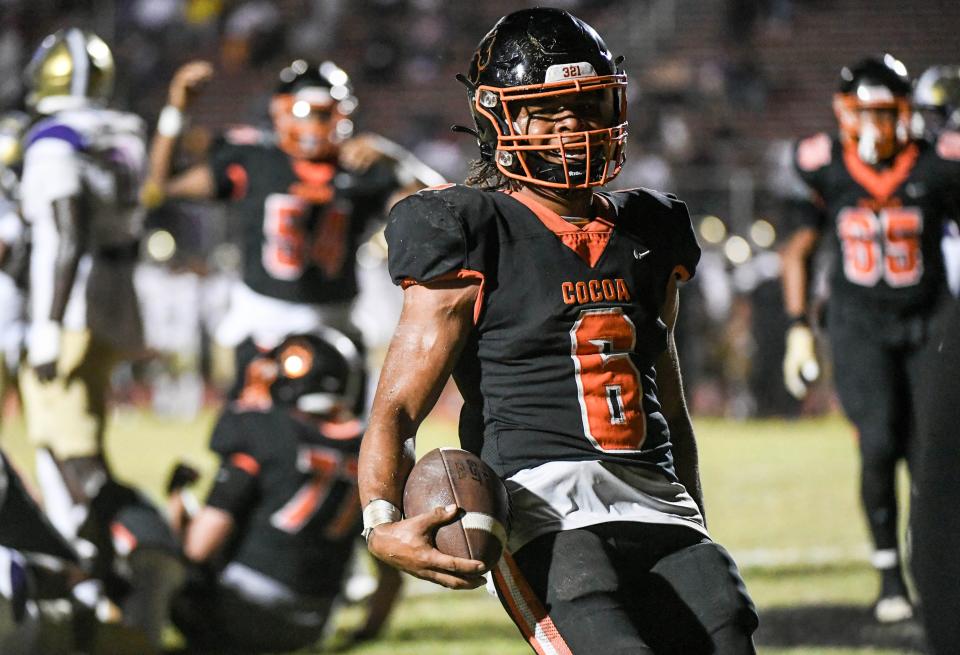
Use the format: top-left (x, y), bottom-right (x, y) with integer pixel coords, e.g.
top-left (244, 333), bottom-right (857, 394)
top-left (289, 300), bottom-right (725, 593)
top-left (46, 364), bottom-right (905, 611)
top-left (294, 87), bottom-right (333, 105)
top-left (855, 85), bottom-right (895, 103)
top-left (544, 62), bottom-right (598, 83)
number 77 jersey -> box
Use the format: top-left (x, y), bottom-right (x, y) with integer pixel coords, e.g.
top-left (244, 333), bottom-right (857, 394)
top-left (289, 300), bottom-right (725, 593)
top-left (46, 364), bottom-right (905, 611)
top-left (794, 132), bottom-right (960, 312)
top-left (385, 184), bottom-right (701, 480)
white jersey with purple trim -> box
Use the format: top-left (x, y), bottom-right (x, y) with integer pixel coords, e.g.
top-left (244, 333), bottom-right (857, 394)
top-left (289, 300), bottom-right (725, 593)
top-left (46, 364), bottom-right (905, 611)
top-left (20, 107), bottom-right (146, 351)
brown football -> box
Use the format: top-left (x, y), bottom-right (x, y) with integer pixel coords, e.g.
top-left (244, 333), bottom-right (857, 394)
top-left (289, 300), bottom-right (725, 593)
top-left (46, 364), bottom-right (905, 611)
top-left (403, 447), bottom-right (509, 568)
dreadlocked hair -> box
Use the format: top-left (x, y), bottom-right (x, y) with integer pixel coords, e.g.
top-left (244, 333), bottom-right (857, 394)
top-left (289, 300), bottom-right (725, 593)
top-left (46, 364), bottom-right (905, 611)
top-left (464, 159), bottom-right (521, 191)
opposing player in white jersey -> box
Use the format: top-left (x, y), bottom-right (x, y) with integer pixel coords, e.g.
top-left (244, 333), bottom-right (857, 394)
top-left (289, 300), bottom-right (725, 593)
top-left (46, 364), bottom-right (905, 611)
top-left (0, 112), bottom-right (30, 413)
top-left (16, 30), bottom-right (183, 648)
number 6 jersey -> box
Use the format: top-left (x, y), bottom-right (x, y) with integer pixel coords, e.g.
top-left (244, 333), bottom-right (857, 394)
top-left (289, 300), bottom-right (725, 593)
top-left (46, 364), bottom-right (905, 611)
top-left (794, 132), bottom-right (960, 314)
top-left (385, 184), bottom-right (700, 482)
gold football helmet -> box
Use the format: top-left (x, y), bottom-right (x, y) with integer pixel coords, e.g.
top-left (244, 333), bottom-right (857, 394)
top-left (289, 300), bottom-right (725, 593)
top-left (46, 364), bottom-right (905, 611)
top-left (913, 65), bottom-right (960, 139)
top-left (24, 28), bottom-right (115, 114)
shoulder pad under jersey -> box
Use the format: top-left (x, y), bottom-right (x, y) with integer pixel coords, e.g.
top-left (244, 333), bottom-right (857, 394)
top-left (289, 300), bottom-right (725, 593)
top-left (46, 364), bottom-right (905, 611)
top-left (936, 130), bottom-right (960, 161)
top-left (209, 407), bottom-right (275, 457)
top-left (385, 183), bottom-right (496, 285)
top-left (795, 132), bottom-right (834, 172)
top-left (607, 187), bottom-right (701, 281)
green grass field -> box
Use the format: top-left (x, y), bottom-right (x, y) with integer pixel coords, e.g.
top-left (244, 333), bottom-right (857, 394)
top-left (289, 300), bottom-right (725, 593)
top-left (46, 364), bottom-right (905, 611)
top-left (1, 409), bottom-right (923, 654)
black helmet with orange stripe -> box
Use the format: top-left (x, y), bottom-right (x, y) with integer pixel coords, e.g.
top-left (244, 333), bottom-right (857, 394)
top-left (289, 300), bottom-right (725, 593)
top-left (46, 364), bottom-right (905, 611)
top-left (269, 328), bottom-right (363, 415)
top-left (270, 59), bottom-right (357, 161)
top-left (833, 54), bottom-right (912, 164)
top-left (459, 7), bottom-right (628, 189)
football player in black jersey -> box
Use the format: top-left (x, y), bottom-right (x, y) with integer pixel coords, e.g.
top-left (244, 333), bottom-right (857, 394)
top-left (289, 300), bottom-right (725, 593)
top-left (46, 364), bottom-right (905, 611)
top-left (358, 8), bottom-right (758, 654)
top-left (168, 329), bottom-right (402, 654)
top-left (144, 58), bottom-right (443, 399)
top-left (911, 297), bottom-right (960, 655)
top-left (780, 55), bottom-right (960, 623)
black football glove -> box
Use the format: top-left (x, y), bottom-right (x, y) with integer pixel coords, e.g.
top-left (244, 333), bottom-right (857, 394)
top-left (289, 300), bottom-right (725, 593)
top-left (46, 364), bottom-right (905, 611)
top-left (166, 462), bottom-right (200, 494)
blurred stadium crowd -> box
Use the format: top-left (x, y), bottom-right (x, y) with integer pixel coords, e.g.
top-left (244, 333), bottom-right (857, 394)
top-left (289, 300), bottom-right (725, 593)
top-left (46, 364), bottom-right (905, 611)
top-left (0, 0), bottom-right (958, 653)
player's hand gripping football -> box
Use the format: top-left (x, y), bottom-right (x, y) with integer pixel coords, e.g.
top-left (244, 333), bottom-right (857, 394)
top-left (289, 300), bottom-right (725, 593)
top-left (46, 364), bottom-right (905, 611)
top-left (167, 60), bottom-right (214, 110)
top-left (783, 323), bottom-right (821, 399)
top-left (367, 504), bottom-right (488, 590)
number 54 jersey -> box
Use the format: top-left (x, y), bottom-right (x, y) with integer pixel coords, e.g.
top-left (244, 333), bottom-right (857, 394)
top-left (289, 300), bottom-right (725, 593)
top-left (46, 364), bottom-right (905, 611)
top-left (386, 185), bottom-right (700, 481)
top-left (793, 132), bottom-right (960, 314)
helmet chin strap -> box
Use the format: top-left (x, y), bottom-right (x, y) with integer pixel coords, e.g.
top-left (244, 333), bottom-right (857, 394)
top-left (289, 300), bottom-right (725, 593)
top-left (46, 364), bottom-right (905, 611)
top-left (522, 150), bottom-right (608, 186)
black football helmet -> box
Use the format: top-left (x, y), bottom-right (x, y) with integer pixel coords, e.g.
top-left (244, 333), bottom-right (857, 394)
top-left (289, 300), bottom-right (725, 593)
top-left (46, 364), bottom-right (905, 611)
top-left (912, 65), bottom-right (960, 140)
top-left (461, 7), bottom-right (627, 189)
top-left (833, 54), bottom-right (912, 164)
top-left (270, 59), bottom-right (357, 161)
top-left (269, 328), bottom-right (363, 415)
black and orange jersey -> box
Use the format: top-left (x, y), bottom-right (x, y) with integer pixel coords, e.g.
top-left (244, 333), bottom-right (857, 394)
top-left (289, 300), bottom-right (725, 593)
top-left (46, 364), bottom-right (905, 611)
top-left (385, 184), bottom-right (700, 480)
top-left (208, 126), bottom-right (399, 304)
top-left (793, 132), bottom-right (960, 314)
top-left (206, 404), bottom-right (363, 598)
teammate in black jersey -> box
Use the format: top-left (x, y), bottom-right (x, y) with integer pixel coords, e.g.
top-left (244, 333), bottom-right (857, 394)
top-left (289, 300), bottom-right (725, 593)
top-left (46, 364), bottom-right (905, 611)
top-left (358, 8), bottom-right (757, 654)
top-left (168, 329), bottom-right (401, 653)
top-left (780, 54), bottom-right (960, 623)
top-left (145, 59), bottom-right (443, 397)
top-left (912, 297), bottom-right (960, 655)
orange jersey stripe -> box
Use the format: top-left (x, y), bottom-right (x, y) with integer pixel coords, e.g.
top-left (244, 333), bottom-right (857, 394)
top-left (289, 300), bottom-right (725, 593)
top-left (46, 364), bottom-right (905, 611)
top-left (401, 269), bottom-right (486, 324)
top-left (230, 452), bottom-right (261, 476)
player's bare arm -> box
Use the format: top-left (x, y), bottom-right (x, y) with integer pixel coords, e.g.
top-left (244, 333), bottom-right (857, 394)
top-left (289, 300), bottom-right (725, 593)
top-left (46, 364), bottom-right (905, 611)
top-left (143, 60), bottom-right (214, 205)
top-left (780, 226), bottom-right (822, 399)
top-left (351, 559), bottom-right (404, 643)
top-left (359, 279), bottom-right (487, 589)
top-left (181, 506), bottom-right (236, 563)
top-left (655, 274), bottom-right (704, 518)
top-left (780, 226), bottom-right (821, 320)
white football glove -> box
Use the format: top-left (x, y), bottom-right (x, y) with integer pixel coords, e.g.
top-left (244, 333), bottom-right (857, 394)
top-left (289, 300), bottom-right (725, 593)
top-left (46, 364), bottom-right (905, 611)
top-left (27, 320), bottom-right (61, 368)
top-left (783, 324), bottom-right (820, 400)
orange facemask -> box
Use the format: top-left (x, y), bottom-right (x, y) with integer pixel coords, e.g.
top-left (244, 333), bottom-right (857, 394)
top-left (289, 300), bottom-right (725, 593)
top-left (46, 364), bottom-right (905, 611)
top-left (833, 91), bottom-right (911, 165)
top-left (271, 91), bottom-right (354, 161)
top-left (475, 72), bottom-right (628, 189)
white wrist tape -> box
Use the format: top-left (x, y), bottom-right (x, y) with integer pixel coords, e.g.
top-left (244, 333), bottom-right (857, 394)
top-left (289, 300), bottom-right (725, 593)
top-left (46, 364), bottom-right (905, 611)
top-left (361, 499), bottom-right (402, 543)
top-left (157, 105), bottom-right (184, 138)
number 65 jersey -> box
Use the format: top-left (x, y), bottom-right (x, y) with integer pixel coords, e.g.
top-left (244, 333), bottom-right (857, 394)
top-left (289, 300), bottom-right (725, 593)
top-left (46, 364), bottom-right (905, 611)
top-left (386, 185), bottom-right (700, 481)
top-left (794, 132), bottom-right (960, 314)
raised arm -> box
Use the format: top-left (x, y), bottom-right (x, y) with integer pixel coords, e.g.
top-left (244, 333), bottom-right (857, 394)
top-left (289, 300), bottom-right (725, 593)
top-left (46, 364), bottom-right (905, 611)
top-left (654, 274), bottom-right (704, 519)
top-left (358, 279), bottom-right (487, 589)
top-left (142, 60), bottom-right (215, 207)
